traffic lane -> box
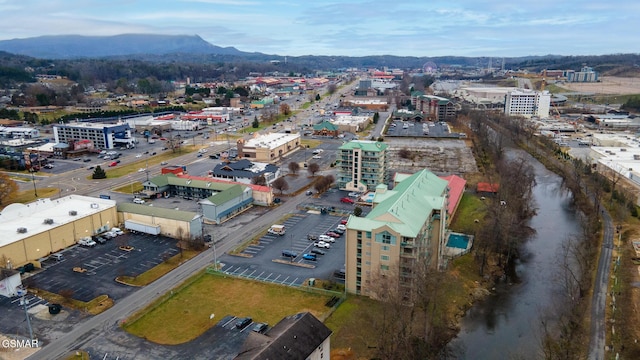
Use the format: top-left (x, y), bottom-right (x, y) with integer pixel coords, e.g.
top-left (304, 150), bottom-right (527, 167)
top-left (29, 234), bottom-right (180, 302)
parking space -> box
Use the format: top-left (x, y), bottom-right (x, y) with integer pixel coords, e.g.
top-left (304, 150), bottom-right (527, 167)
top-left (386, 120), bottom-right (463, 138)
top-left (28, 234), bottom-right (180, 302)
top-left (219, 213), bottom-right (348, 285)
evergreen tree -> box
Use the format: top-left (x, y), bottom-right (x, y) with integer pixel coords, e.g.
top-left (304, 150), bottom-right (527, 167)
top-left (92, 165), bottom-right (107, 179)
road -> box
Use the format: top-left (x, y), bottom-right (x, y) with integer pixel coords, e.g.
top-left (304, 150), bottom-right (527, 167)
top-left (588, 209), bottom-right (614, 360)
top-left (27, 190), bottom-right (308, 360)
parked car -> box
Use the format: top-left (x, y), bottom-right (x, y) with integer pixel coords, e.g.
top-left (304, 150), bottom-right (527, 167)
top-left (281, 250), bottom-right (298, 258)
top-left (313, 241), bottom-right (331, 249)
top-left (109, 162), bottom-right (118, 167)
top-left (337, 224), bottom-right (347, 231)
top-left (160, 161), bottom-right (168, 165)
top-left (94, 236), bottom-right (107, 245)
top-left (102, 232), bottom-right (115, 239)
top-left (319, 234), bottom-right (335, 242)
top-left (133, 198), bottom-right (145, 204)
top-left (310, 248), bottom-right (326, 256)
top-left (78, 237), bottom-right (97, 247)
top-left (340, 219), bottom-right (348, 225)
top-left (302, 253), bottom-right (317, 261)
top-left (326, 231), bottom-right (341, 238)
top-left (252, 322), bottom-right (268, 334)
top-left (236, 317), bottom-right (252, 329)
top-left (333, 228), bottom-right (345, 235)
top-left (307, 234), bottom-right (318, 241)
top-left (340, 197), bottom-right (354, 204)
top-left (111, 227), bottom-right (124, 235)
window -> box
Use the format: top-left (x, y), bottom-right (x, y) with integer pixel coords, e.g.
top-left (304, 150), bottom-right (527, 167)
top-left (380, 265), bottom-right (389, 271)
top-left (381, 245), bottom-right (389, 251)
top-left (366, 231), bottom-right (371, 238)
top-left (381, 255), bottom-right (389, 261)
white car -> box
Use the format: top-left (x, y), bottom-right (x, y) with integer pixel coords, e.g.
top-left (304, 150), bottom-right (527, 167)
top-left (348, 192), bottom-right (360, 198)
top-left (312, 155), bottom-right (322, 159)
top-left (337, 224), bottom-right (347, 231)
top-left (319, 235), bottom-right (335, 243)
top-left (313, 241), bottom-right (331, 249)
top-left (136, 154), bottom-right (142, 158)
top-left (133, 198), bottom-right (145, 204)
top-left (138, 168), bottom-right (146, 172)
top-left (111, 227), bottom-right (124, 235)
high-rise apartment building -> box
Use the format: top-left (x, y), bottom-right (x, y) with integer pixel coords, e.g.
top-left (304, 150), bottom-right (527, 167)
top-left (504, 89), bottom-right (550, 118)
top-left (344, 169), bottom-right (449, 298)
top-left (337, 140), bottom-right (388, 192)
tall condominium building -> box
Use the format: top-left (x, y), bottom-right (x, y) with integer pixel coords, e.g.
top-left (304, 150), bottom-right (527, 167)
top-left (504, 89), bottom-right (550, 118)
top-left (344, 169), bottom-right (449, 298)
top-left (415, 95), bottom-right (456, 122)
top-left (53, 122), bottom-right (135, 149)
top-left (337, 140), bottom-right (388, 192)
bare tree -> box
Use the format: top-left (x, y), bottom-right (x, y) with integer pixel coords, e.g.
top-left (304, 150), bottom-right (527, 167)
top-left (0, 172), bottom-right (17, 205)
top-left (288, 161), bottom-right (300, 175)
top-left (327, 83), bottom-right (337, 95)
top-left (251, 174), bottom-right (267, 186)
top-left (271, 177), bottom-right (289, 194)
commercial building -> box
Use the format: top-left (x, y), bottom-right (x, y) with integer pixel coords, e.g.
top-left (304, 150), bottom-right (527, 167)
top-left (53, 122), bottom-right (136, 149)
top-left (142, 173), bottom-right (270, 223)
top-left (0, 195), bottom-right (117, 267)
top-left (236, 133), bottom-right (301, 163)
top-left (117, 203), bottom-right (203, 239)
top-left (331, 115), bottom-right (371, 133)
top-left (566, 66), bottom-right (599, 82)
top-left (337, 140), bottom-right (388, 192)
top-left (210, 159), bottom-right (280, 185)
top-left (235, 312), bottom-right (331, 360)
top-left (344, 169), bottom-right (449, 298)
top-left (504, 89), bottom-right (551, 118)
top-left (312, 121), bottom-right (339, 137)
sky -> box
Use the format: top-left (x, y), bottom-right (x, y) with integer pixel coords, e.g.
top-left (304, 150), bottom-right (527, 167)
top-left (0, 0), bottom-right (638, 58)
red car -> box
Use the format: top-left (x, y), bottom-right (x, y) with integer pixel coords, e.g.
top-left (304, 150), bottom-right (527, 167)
top-left (326, 232), bottom-right (341, 238)
top-left (109, 161), bottom-right (118, 167)
top-left (160, 137), bottom-right (167, 141)
top-left (340, 197), bottom-right (354, 204)
top-left (340, 219), bottom-right (348, 225)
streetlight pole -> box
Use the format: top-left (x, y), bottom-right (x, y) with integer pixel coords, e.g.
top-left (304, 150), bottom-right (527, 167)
top-left (30, 170), bottom-right (38, 197)
top-left (18, 291), bottom-right (34, 342)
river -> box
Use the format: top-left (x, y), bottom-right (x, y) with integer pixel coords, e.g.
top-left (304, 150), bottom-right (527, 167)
top-left (449, 149), bottom-right (583, 359)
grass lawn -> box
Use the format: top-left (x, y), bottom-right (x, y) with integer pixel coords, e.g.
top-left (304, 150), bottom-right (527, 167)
top-left (301, 139), bottom-right (323, 149)
top-left (1, 188), bottom-right (59, 210)
top-left (113, 181), bottom-right (144, 194)
top-left (448, 193), bottom-right (487, 234)
top-left (123, 272), bottom-right (334, 344)
top-left (31, 289), bottom-right (113, 315)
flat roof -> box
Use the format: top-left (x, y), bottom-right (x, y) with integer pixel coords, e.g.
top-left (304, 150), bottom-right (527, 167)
top-left (0, 195), bottom-right (116, 248)
top-left (244, 132), bottom-right (300, 150)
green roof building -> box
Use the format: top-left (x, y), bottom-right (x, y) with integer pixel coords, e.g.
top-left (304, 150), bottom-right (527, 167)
top-left (337, 140), bottom-right (388, 192)
top-left (344, 169), bottom-right (449, 297)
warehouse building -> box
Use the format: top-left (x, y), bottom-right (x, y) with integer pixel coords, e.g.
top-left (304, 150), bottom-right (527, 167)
top-left (117, 203), bottom-right (203, 240)
top-left (0, 195), bottom-right (117, 267)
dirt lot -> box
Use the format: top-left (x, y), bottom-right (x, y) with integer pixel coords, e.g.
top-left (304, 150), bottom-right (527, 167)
top-left (561, 76), bottom-right (640, 95)
top-left (386, 138), bottom-right (478, 176)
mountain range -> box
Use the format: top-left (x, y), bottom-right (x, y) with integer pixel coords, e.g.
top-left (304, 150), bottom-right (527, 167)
top-left (0, 34), bottom-right (246, 59)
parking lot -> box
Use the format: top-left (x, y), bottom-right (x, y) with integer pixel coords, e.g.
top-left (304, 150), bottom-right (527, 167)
top-left (219, 212), bottom-right (348, 285)
top-left (385, 120), bottom-right (464, 138)
top-left (28, 233), bottom-right (180, 302)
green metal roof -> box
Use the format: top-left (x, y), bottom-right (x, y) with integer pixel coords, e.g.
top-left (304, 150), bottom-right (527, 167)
top-left (313, 121), bottom-right (338, 131)
top-left (117, 203), bottom-right (200, 222)
top-left (348, 169), bottom-right (447, 237)
top-left (339, 140), bottom-right (388, 152)
top-left (207, 184), bottom-right (245, 205)
top-left (151, 174), bottom-right (239, 191)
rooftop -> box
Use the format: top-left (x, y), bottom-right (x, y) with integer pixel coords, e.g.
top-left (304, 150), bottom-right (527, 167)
top-left (0, 195), bottom-right (117, 248)
top-left (243, 132), bottom-right (300, 150)
top-left (348, 169), bottom-right (448, 237)
top-left (339, 140), bottom-right (388, 152)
